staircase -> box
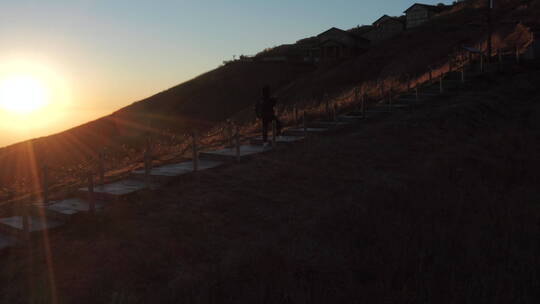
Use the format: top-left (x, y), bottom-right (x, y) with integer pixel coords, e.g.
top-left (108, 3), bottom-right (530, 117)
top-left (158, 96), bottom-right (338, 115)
top-left (0, 52), bottom-right (526, 251)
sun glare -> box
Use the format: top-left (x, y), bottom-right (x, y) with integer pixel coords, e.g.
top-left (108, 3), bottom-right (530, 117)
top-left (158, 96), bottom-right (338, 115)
top-left (0, 75), bottom-right (49, 113)
top-left (0, 59), bottom-right (72, 140)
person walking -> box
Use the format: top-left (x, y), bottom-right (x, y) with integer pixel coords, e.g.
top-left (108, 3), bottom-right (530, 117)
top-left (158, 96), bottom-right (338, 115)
top-left (255, 85), bottom-right (282, 144)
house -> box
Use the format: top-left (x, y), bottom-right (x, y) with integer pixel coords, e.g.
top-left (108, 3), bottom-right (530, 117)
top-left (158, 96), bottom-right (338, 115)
top-left (361, 15), bottom-right (405, 43)
top-left (523, 24), bottom-right (540, 60)
top-left (308, 27), bottom-right (370, 62)
top-left (404, 3), bottom-right (449, 28)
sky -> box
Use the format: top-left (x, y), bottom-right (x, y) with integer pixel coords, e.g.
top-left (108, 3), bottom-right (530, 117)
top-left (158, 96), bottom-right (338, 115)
top-left (0, 0), bottom-right (449, 147)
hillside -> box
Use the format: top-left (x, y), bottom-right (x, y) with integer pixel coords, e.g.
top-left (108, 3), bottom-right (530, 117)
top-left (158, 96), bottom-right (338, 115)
top-left (1, 60), bottom-right (540, 303)
top-left (0, 62), bottom-right (315, 200)
top-left (0, 0), bottom-right (538, 201)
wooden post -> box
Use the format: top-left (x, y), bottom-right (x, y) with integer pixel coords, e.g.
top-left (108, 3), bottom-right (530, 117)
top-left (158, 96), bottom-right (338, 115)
top-left (361, 93), bottom-right (367, 117)
top-left (235, 126), bottom-right (241, 162)
top-left (480, 54), bottom-right (484, 73)
top-left (388, 91), bottom-right (392, 112)
top-left (303, 111), bottom-right (307, 137)
top-left (227, 121), bottom-right (233, 148)
top-left (42, 165), bottom-right (49, 205)
top-left (325, 99), bottom-right (330, 121)
top-left (354, 88), bottom-right (360, 112)
top-left (192, 131), bottom-right (199, 172)
top-left (22, 203), bottom-right (30, 241)
top-left (144, 147), bottom-right (151, 185)
top-left (87, 172), bottom-right (95, 214)
top-left (271, 120), bottom-right (277, 148)
top-left (98, 151), bottom-right (105, 185)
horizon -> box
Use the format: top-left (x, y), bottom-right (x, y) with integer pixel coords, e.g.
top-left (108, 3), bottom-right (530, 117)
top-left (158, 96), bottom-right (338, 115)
top-left (0, 0), bottom-right (449, 148)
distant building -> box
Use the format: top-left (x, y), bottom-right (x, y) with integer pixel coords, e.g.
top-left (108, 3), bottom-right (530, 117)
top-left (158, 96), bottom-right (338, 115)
top-left (361, 15), bottom-right (405, 43)
top-left (309, 27), bottom-right (370, 62)
top-left (523, 24), bottom-right (540, 60)
top-left (532, 31), bottom-right (540, 59)
top-left (404, 3), bottom-right (449, 28)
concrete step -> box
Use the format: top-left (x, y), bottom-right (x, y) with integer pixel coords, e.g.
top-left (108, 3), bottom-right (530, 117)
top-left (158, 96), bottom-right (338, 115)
top-left (78, 179), bottom-right (155, 201)
top-left (396, 97), bottom-right (426, 103)
top-left (0, 216), bottom-right (64, 238)
top-left (199, 145), bottom-right (272, 162)
top-left (444, 78), bottom-right (466, 83)
top-left (371, 104), bottom-right (412, 112)
top-left (400, 92), bottom-right (437, 99)
top-left (445, 71), bottom-right (463, 79)
top-left (32, 197), bottom-right (106, 221)
top-left (282, 127), bottom-right (330, 137)
top-left (307, 121), bottom-right (353, 128)
top-left (250, 135), bottom-right (304, 146)
top-left (338, 113), bottom-right (365, 122)
top-left (131, 160), bottom-right (223, 182)
top-left (0, 233), bottom-right (19, 250)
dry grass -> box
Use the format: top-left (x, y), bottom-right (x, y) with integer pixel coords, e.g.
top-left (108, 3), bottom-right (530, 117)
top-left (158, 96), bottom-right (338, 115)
top-left (1, 64), bottom-right (539, 303)
top-left (0, 0), bottom-right (538, 209)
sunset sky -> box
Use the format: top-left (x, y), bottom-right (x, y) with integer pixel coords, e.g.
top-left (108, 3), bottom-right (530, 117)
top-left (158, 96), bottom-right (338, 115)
top-left (0, 0), bottom-right (447, 147)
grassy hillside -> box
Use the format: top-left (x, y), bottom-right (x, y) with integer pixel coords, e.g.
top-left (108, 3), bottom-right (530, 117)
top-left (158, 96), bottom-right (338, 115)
top-left (1, 61), bottom-right (540, 303)
top-left (0, 62), bottom-right (315, 201)
top-left (0, 0), bottom-right (537, 202)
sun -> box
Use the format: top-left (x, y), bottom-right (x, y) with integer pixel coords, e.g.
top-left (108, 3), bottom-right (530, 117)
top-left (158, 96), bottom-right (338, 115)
top-left (0, 75), bottom-right (49, 114)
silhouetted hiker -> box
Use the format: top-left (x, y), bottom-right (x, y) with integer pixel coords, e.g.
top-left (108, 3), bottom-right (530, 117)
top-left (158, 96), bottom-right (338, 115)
top-left (255, 85), bottom-right (281, 144)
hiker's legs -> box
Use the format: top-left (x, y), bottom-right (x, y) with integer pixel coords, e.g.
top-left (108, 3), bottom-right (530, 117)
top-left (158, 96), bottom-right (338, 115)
top-left (262, 117), bottom-right (269, 142)
top-left (275, 116), bottom-right (282, 136)
top-left (271, 114), bottom-right (282, 136)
